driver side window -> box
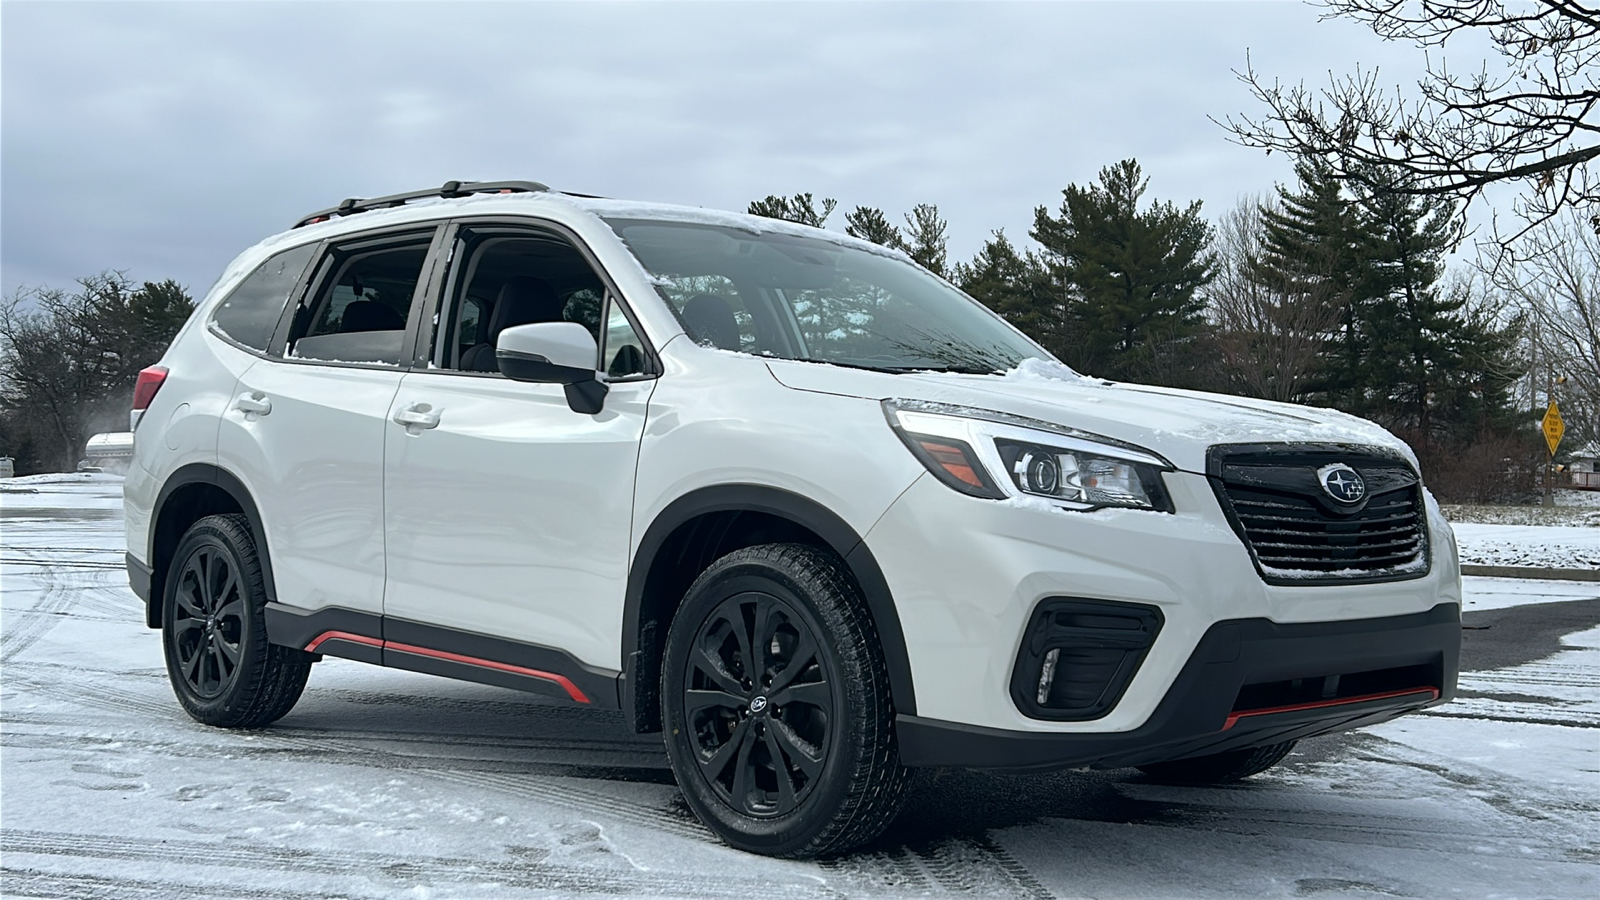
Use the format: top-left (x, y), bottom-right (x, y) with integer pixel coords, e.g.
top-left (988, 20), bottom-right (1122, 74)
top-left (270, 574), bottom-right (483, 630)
top-left (433, 226), bottom-right (650, 379)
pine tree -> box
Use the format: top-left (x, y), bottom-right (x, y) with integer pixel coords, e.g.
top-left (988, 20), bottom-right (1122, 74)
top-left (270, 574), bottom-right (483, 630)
top-left (844, 206), bottom-right (905, 249)
top-left (1244, 159), bottom-right (1523, 456)
top-left (1030, 159), bottom-right (1213, 382)
top-left (747, 193), bottom-right (837, 227)
top-left (902, 204), bottom-right (949, 277)
top-left (1250, 158), bottom-right (1366, 407)
top-left (955, 230), bottom-right (1061, 354)
top-left (1349, 175), bottom-right (1522, 451)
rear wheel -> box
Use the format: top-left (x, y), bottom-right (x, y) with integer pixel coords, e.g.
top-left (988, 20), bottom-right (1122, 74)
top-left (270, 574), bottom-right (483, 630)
top-left (1137, 740), bottom-right (1298, 784)
top-left (661, 543), bottom-right (909, 857)
top-left (162, 514), bottom-right (311, 727)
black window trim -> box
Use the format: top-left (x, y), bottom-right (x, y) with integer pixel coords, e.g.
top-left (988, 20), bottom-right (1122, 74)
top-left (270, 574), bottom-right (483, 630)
top-left (412, 216), bottom-right (663, 382)
top-left (262, 223), bottom-right (448, 373)
top-left (204, 240), bottom-right (321, 360)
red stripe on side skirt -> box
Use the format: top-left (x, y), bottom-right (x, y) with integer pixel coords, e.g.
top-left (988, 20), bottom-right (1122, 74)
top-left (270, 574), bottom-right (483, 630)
top-left (304, 631), bottom-right (384, 653)
top-left (1222, 686), bottom-right (1440, 731)
top-left (303, 631), bottom-right (591, 704)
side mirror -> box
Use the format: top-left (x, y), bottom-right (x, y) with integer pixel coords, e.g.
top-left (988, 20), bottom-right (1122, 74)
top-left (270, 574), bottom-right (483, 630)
top-left (495, 322), bottom-right (609, 414)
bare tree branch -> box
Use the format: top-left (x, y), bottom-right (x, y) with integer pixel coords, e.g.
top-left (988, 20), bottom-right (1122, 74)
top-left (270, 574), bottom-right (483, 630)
top-left (1221, 1), bottom-right (1600, 244)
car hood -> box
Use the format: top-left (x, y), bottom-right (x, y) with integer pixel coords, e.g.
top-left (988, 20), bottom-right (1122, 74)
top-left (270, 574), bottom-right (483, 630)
top-left (765, 358), bottom-right (1416, 474)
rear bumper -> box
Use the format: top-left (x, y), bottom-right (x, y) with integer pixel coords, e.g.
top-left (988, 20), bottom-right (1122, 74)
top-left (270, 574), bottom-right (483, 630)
top-left (896, 602), bottom-right (1459, 772)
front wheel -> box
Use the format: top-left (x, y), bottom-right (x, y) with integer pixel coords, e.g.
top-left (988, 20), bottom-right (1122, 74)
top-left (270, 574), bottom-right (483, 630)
top-left (162, 514), bottom-right (312, 727)
top-left (661, 543), bottom-right (909, 857)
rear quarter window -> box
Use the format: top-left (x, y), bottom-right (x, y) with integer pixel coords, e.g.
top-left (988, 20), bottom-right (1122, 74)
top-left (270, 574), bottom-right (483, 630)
top-left (211, 243), bottom-right (317, 352)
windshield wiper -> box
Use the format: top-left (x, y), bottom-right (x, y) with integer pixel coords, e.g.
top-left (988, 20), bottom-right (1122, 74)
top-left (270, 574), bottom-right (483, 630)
top-left (879, 364), bottom-right (1003, 375)
top-left (796, 359), bottom-right (1005, 376)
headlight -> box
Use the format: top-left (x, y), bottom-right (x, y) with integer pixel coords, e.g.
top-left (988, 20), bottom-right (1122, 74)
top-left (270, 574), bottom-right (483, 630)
top-left (883, 399), bottom-right (1175, 512)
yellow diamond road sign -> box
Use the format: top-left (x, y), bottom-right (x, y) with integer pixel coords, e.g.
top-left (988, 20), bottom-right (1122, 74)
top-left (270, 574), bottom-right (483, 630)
top-left (1542, 401), bottom-right (1564, 456)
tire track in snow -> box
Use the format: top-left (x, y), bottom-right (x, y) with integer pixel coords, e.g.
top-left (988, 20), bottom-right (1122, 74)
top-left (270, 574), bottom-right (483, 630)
top-left (0, 868), bottom-right (332, 900)
top-left (1, 558), bottom-right (78, 663)
top-left (10, 667), bottom-right (1060, 895)
top-left (2, 728), bottom-right (666, 782)
top-left (429, 769), bottom-right (712, 841)
top-left (0, 545), bottom-right (135, 664)
top-left (6, 667), bottom-right (669, 768)
top-left (820, 836), bottom-right (1054, 899)
top-left (8, 672), bottom-right (176, 719)
top-left (5, 726), bottom-right (1055, 898)
top-left (1, 829), bottom-right (832, 899)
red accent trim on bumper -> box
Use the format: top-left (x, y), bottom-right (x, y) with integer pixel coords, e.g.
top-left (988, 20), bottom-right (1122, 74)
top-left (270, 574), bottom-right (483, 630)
top-left (304, 631), bottom-right (384, 653)
top-left (302, 631), bottom-right (590, 704)
top-left (1222, 686), bottom-right (1440, 731)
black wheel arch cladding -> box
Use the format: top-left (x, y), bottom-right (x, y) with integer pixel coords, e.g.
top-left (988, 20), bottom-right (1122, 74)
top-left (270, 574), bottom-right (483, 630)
top-left (621, 484), bottom-right (916, 732)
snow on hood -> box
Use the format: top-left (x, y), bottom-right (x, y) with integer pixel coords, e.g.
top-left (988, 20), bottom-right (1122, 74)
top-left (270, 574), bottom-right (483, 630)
top-left (765, 357), bottom-right (1417, 474)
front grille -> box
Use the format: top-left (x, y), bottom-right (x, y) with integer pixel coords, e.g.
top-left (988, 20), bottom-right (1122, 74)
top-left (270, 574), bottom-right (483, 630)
top-left (1208, 444), bottom-right (1430, 585)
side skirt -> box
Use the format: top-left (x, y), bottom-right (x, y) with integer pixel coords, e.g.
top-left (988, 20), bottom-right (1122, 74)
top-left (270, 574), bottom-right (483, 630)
top-left (264, 603), bottom-right (620, 709)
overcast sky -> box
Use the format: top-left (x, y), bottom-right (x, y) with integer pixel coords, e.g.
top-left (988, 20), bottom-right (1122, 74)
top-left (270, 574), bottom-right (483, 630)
top-left (2, 0), bottom-right (1434, 301)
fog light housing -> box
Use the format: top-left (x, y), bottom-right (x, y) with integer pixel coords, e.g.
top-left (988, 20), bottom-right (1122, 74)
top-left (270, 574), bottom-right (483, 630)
top-left (1010, 598), bottom-right (1163, 721)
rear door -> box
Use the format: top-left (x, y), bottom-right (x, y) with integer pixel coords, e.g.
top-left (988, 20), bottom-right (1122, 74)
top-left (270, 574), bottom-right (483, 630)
top-left (381, 221), bottom-right (656, 683)
top-left (217, 225), bottom-right (443, 626)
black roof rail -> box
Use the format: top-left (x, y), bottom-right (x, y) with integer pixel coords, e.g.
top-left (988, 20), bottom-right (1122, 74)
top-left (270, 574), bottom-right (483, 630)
top-left (292, 179), bottom-right (551, 229)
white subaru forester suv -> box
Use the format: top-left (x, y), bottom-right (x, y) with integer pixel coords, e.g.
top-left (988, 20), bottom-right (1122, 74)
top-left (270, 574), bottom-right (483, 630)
top-left (125, 180), bottom-right (1461, 857)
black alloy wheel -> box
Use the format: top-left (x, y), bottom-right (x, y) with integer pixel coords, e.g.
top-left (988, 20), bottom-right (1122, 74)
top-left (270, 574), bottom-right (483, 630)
top-left (683, 590), bottom-right (833, 818)
top-left (171, 543), bottom-right (247, 699)
top-left (661, 543), bottom-right (909, 858)
top-left (162, 514), bottom-right (312, 728)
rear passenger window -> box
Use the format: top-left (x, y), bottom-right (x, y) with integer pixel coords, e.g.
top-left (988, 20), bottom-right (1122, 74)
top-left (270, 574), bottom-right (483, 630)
top-left (210, 243), bottom-right (315, 352)
top-left (285, 233), bottom-right (434, 366)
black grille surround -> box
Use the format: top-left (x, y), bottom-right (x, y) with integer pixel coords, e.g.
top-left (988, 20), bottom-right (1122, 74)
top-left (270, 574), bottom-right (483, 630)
top-left (1207, 443), bottom-right (1431, 586)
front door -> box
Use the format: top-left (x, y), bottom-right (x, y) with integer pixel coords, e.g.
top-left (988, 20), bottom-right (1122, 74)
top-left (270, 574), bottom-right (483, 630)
top-left (381, 222), bottom-right (657, 682)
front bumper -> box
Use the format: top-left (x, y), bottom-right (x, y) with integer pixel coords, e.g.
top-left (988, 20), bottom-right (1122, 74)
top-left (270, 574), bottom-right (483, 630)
top-left (897, 601), bottom-right (1458, 771)
top-left (865, 471), bottom-right (1461, 733)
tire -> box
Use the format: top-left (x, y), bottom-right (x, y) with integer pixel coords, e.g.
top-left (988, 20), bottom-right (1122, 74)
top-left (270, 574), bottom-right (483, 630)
top-left (1137, 740), bottom-right (1298, 784)
top-left (661, 543), bottom-right (910, 857)
top-left (161, 514), bottom-right (312, 728)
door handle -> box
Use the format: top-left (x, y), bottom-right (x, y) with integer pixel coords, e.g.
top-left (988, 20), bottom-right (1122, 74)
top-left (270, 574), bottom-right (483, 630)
top-left (234, 391), bottom-right (272, 418)
top-left (393, 402), bottom-right (441, 435)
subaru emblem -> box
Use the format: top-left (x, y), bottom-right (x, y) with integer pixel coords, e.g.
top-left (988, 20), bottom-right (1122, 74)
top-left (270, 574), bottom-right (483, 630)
top-left (1317, 463), bottom-right (1366, 504)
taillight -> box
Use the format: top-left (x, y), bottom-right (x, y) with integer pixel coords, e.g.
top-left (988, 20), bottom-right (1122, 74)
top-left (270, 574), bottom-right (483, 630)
top-left (132, 366), bottom-right (168, 411)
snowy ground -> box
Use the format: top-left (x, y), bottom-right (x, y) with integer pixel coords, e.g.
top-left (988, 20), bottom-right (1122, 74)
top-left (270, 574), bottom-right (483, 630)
top-left (3, 475), bottom-right (1597, 899)
top-left (1443, 490), bottom-right (1600, 569)
top-left (1451, 522), bottom-right (1600, 569)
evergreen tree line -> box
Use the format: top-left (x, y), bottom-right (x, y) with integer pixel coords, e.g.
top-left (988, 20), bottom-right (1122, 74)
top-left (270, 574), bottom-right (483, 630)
top-left (0, 274), bottom-right (194, 474)
top-left (750, 158), bottom-right (1531, 502)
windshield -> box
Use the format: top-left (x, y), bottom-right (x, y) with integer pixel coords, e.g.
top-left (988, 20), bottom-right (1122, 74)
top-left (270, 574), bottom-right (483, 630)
top-left (604, 218), bottom-right (1049, 373)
